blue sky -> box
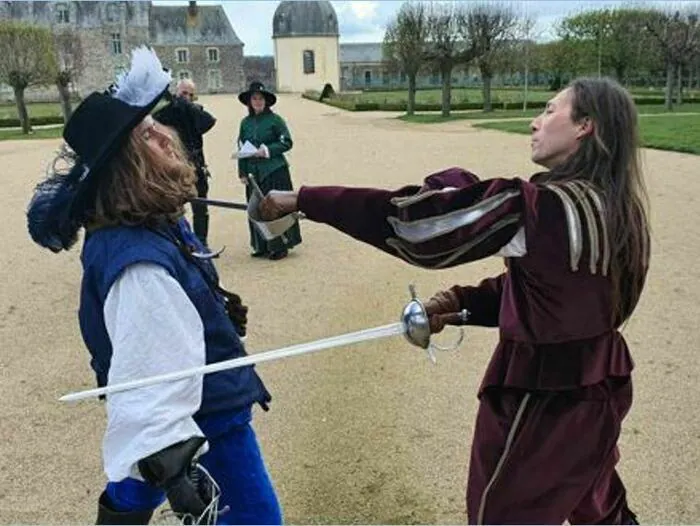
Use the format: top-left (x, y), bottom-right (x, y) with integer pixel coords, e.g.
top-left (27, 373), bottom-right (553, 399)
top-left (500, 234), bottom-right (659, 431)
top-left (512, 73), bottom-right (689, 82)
top-left (153, 1), bottom-right (694, 56)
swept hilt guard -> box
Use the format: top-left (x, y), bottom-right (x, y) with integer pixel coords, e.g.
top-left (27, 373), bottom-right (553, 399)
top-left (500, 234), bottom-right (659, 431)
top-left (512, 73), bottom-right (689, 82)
top-left (401, 284), bottom-right (465, 364)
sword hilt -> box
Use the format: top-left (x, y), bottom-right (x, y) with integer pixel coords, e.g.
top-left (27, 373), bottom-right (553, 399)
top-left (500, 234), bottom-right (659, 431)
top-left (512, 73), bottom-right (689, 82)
top-left (401, 284), bottom-right (464, 364)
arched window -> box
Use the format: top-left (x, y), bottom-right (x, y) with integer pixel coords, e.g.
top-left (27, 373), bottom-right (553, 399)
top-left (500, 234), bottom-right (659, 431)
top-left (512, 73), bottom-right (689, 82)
top-left (303, 50), bottom-right (315, 74)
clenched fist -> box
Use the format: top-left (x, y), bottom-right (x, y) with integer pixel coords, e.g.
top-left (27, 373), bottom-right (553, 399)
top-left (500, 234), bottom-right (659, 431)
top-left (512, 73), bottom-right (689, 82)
top-left (259, 190), bottom-right (299, 221)
top-left (424, 288), bottom-right (466, 334)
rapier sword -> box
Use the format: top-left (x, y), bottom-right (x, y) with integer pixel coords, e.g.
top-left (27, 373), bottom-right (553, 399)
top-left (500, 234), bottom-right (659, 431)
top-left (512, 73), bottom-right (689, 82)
top-left (59, 285), bottom-right (467, 403)
top-left (189, 197), bottom-right (247, 211)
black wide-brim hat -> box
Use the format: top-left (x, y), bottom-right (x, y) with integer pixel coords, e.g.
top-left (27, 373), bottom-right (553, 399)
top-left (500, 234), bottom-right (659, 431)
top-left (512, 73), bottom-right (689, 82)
top-left (27, 46), bottom-right (172, 253)
top-left (238, 81), bottom-right (277, 107)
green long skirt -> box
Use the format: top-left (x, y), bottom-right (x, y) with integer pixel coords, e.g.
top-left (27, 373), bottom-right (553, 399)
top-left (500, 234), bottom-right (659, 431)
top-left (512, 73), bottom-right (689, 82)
top-left (245, 166), bottom-right (302, 256)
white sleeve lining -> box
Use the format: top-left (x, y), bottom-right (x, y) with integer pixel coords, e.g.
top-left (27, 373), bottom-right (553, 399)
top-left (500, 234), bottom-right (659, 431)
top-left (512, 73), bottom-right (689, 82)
top-left (495, 226), bottom-right (527, 258)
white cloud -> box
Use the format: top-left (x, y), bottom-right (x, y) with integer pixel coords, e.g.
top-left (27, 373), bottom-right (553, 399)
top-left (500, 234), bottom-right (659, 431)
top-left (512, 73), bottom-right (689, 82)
top-left (348, 1), bottom-right (379, 20)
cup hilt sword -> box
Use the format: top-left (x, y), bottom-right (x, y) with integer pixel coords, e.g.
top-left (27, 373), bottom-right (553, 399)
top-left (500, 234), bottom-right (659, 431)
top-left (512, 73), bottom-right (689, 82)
top-left (58, 286), bottom-right (467, 403)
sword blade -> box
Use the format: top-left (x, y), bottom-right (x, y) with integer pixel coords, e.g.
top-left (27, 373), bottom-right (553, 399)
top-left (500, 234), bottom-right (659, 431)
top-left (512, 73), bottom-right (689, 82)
top-left (59, 322), bottom-right (406, 403)
top-left (190, 197), bottom-right (247, 211)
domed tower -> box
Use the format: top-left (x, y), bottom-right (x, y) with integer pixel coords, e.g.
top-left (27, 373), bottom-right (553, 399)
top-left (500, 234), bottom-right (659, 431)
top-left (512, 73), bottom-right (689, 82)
top-left (272, 0), bottom-right (340, 93)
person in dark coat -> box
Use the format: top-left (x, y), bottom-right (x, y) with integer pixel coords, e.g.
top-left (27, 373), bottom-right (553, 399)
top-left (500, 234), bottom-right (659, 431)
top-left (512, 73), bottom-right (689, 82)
top-left (257, 77), bottom-right (648, 525)
top-left (154, 79), bottom-right (216, 247)
top-left (236, 81), bottom-right (301, 260)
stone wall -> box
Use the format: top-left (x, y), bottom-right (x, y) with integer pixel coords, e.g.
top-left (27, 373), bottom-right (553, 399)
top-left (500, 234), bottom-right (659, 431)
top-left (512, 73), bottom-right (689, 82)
top-left (153, 43), bottom-right (244, 95)
top-left (0, 1), bottom-right (245, 102)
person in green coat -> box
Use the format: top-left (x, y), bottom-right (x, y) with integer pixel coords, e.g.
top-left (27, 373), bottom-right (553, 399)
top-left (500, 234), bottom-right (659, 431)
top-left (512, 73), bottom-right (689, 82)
top-left (237, 81), bottom-right (302, 260)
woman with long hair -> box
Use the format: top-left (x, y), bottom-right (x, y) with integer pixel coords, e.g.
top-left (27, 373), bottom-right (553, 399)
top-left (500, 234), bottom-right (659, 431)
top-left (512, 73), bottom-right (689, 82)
top-left (27, 48), bottom-right (282, 525)
top-left (259, 77), bottom-right (649, 524)
top-left (236, 81), bottom-right (302, 260)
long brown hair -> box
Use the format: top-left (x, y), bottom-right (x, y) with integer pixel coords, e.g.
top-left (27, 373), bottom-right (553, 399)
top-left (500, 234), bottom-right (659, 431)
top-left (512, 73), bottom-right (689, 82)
top-left (87, 125), bottom-right (197, 228)
top-left (551, 77), bottom-right (650, 326)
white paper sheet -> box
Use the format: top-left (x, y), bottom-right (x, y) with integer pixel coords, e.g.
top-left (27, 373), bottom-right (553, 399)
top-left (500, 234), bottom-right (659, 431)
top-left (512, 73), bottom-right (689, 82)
top-left (234, 140), bottom-right (259, 159)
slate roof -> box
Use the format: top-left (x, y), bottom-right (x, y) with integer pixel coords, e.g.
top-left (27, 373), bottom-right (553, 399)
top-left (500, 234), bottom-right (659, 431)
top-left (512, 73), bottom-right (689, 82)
top-left (273, 1), bottom-right (339, 38)
top-left (339, 43), bottom-right (384, 64)
top-left (149, 4), bottom-right (243, 46)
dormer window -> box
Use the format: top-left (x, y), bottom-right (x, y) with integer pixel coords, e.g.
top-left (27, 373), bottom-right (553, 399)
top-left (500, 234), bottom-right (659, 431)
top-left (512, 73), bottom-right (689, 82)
top-left (56, 3), bottom-right (69, 23)
top-left (106, 2), bottom-right (121, 22)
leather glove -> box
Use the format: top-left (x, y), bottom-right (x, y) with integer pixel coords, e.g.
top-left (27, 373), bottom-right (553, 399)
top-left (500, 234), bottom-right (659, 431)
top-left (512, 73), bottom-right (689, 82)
top-left (224, 291), bottom-right (248, 337)
top-left (138, 437), bottom-right (213, 522)
top-left (423, 288), bottom-right (465, 334)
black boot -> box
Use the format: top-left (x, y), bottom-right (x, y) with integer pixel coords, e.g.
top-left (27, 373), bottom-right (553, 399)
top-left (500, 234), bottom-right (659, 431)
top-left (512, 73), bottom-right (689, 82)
top-left (96, 491), bottom-right (154, 525)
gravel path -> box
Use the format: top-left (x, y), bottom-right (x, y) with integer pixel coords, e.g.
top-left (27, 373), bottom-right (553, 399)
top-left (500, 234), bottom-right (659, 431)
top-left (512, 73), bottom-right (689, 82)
top-left (0, 93), bottom-right (697, 524)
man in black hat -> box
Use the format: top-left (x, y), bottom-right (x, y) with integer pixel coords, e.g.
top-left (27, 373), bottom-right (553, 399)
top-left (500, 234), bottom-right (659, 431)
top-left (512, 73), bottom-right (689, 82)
top-left (27, 47), bottom-right (282, 525)
top-left (154, 78), bottom-right (216, 247)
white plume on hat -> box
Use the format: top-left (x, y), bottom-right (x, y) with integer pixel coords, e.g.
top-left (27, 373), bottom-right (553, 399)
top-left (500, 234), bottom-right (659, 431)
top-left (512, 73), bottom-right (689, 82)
top-left (111, 46), bottom-right (172, 107)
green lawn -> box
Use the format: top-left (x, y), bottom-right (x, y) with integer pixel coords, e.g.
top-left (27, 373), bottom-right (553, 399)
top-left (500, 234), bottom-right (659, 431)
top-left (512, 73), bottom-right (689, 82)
top-left (343, 87), bottom-right (700, 106)
top-left (0, 102), bottom-right (65, 120)
top-left (399, 103), bottom-right (700, 124)
top-left (0, 126), bottom-right (63, 141)
top-left (342, 88), bottom-right (555, 105)
top-left (471, 113), bottom-right (700, 155)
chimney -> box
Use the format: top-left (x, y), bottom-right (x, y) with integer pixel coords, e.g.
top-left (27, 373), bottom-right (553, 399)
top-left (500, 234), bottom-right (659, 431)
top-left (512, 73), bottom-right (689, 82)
top-left (188, 1), bottom-right (197, 17)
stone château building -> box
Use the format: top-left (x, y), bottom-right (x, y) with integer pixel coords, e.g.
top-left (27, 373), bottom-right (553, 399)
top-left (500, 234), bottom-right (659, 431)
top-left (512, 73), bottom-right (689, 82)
top-left (0, 1), bottom-right (245, 100)
top-left (272, 0), bottom-right (340, 93)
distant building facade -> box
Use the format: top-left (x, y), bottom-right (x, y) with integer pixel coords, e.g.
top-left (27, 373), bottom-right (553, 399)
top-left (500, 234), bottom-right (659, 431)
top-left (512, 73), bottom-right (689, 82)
top-left (272, 0), bottom-right (340, 93)
top-left (338, 41), bottom-right (549, 91)
top-left (339, 42), bottom-right (480, 91)
top-left (243, 56), bottom-right (275, 89)
top-left (0, 1), bottom-right (245, 100)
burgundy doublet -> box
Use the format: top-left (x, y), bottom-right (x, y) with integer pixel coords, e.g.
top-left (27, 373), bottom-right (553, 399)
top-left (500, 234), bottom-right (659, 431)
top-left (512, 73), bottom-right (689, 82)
top-left (297, 167), bottom-right (642, 524)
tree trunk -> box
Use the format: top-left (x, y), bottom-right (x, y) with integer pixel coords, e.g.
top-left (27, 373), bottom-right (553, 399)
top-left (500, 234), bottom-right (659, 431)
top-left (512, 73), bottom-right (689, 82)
top-left (615, 64), bottom-right (625, 82)
top-left (441, 66), bottom-right (452, 118)
top-left (57, 82), bottom-right (73, 122)
top-left (13, 86), bottom-right (31, 134)
top-left (407, 74), bottom-right (417, 116)
top-left (665, 61), bottom-right (674, 111)
top-left (676, 63), bottom-right (683, 105)
top-left (523, 46), bottom-right (529, 111)
top-left (482, 74), bottom-right (493, 112)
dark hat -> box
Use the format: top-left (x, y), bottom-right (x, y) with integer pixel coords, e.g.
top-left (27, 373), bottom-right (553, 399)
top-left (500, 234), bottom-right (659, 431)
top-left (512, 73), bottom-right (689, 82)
top-left (27, 46), bottom-right (172, 252)
top-left (238, 81), bottom-right (277, 107)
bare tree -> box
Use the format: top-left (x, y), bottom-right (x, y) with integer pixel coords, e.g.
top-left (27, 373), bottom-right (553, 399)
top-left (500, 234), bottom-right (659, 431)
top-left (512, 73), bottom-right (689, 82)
top-left (515, 6), bottom-right (539, 110)
top-left (646, 6), bottom-right (700, 109)
top-left (464, 2), bottom-right (519, 112)
top-left (54, 29), bottom-right (84, 122)
top-left (0, 21), bottom-right (57, 134)
top-left (424, 2), bottom-right (464, 117)
top-left (383, 2), bottom-right (429, 116)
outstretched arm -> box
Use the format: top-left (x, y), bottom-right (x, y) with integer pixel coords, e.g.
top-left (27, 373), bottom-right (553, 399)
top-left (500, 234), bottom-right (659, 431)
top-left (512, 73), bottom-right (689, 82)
top-left (277, 167), bottom-right (527, 270)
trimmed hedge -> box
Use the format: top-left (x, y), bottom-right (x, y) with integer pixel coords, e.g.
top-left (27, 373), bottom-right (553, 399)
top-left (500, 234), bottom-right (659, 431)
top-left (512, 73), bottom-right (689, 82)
top-left (0, 115), bottom-right (64, 128)
top-left (302, 90), bottom-right (700, 112)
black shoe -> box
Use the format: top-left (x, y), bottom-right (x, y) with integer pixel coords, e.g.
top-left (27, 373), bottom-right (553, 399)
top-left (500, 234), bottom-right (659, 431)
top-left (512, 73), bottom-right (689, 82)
top-left (268, 250), bottom-right (288, 261)
top-left (96, 491), bottom-right (154, 525)
top-left (251, 251), bottom-right (267, 258)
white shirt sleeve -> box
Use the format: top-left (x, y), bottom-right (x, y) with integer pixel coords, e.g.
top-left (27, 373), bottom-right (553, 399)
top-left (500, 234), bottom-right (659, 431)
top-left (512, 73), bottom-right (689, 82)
top-left (102, 262), bottom-right (207, 482)
top-left (495, 226), bottom-right (527, 258)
